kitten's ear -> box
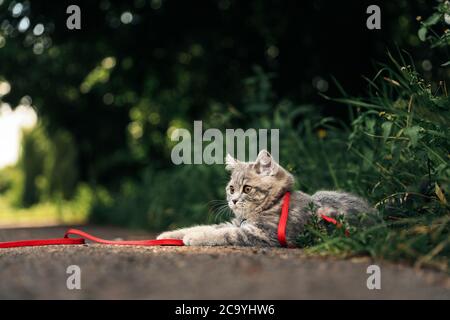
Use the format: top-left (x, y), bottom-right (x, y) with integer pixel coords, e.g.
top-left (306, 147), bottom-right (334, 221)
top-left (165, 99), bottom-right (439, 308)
top-left (225, 154), bottom-right (239, 171)
top-left (254, 149), bottom-right (278, 176)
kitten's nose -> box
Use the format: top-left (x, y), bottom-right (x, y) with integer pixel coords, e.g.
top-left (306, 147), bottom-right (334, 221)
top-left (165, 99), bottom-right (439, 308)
top-left (232, 199), bottom-right (238, 204)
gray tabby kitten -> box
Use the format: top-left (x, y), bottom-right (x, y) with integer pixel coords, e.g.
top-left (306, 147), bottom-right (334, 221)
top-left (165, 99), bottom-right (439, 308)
top-left (157, 150), bottom-right (374, 246)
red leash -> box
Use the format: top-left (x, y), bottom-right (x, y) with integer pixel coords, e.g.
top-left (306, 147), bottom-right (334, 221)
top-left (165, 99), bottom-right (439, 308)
top-left (0, 237), bottom-right (84, 248)
top-left (0, 229), bottom-right (184, 248)
top-left (64, 228), bottom-right (184, 246)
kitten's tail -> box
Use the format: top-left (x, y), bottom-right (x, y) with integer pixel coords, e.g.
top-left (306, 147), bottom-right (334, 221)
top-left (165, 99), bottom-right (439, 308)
top-left (312, 190), bottom-right (379, 225)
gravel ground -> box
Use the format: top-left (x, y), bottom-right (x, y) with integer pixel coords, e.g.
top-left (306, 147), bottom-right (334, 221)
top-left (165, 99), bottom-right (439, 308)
top-left (0, 226), bottom-right (449, 299)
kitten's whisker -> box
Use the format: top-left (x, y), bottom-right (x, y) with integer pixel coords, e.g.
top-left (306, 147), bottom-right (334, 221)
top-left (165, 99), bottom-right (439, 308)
top-left (206, 199), bottom-right (228, 223)
top-left (218, 205), bottom-right (229, 220)
top-left (209, 202), bottom-right (228, 222)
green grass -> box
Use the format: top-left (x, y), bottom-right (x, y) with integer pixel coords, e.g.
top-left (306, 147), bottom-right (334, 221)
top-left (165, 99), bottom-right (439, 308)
top-left (0, 182), bottom-right (91, 227)
top-left (0, 198), bottom-right (88, 227)
top-left (295, 52), bottom-right (450, 272)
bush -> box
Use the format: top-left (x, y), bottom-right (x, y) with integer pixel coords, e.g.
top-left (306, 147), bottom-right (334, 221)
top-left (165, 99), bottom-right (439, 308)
top-left (18, 126), bottom-right (48, 207)
top-left (298, 6), bottom-right (450, 269)
top-left (303, 52), bottom-right (450, 271)
top-left (0, 165), bottom-right (23, 206)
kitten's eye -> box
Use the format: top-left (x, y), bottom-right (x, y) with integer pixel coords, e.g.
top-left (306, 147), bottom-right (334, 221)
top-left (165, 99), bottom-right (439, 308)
top-left (243, 185), bottom-right (252, 194)
top-left (229, 186), bottom-right (234, 194)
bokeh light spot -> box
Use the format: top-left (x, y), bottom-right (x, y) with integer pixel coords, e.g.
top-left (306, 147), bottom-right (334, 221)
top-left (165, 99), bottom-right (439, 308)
top-left (0, 81), bottom-right (11, 96)
top-left (102, 56), bottom-right (116, 69)
top-left (18, 16), bottom-right (30, 32)
top-left (33, 42), bottom-right (44, 55)
top-left (312, 76), bottom-right (329, 92)
top-left (120, 12), bottom-right (133, 24)
top-left (267, 45), bottom-right (279, 59)
top-left (12, 3), bottom-right (24, 17)
top-left (103, 93), bottom-right (114, 105)
top-left (33, 23), bottom-right (44, 36)
top-left (421, 60), bottom-right (432, 71)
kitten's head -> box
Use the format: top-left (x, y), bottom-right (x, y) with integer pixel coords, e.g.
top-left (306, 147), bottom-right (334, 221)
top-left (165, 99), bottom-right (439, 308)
top-left (225, 150), bottom-right (294, 219)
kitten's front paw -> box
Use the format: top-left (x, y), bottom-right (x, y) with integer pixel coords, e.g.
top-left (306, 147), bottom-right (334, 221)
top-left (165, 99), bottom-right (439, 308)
top-left (183, 233), bottom-right (211, 246)
top-left (157, 230), bottom-right (185, 240)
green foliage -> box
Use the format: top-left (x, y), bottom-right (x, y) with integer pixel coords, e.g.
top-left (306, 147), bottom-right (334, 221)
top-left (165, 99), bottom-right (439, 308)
top-left (0, 165), bottom-right (23, 206)
top-left (19, 126), bottom-right (48, 206)
top-left (302, 56), bottom-right (450, 271)
top-left (417, 1), bottom-right (450, 49)
top-left (42, 130), bottom-right (79, 200)
top-left (297, 214), bottom-right (358, 248)
top-left (0, 183), bottom-right (93, 227)
top-left (16, 126), bottom-right (79, 207)
top-left (291, 2), bottom-right (450, 271)
top-left (344, 58), bottom-right (449, 207)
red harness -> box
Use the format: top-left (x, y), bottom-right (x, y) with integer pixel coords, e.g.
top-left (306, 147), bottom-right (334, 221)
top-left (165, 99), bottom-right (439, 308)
top-left (277, 192), bottom-right (291, 247)
top-left (0, 192), bottom-right (343, 249)
top-left (277, 191), bottom-right (349, 247)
